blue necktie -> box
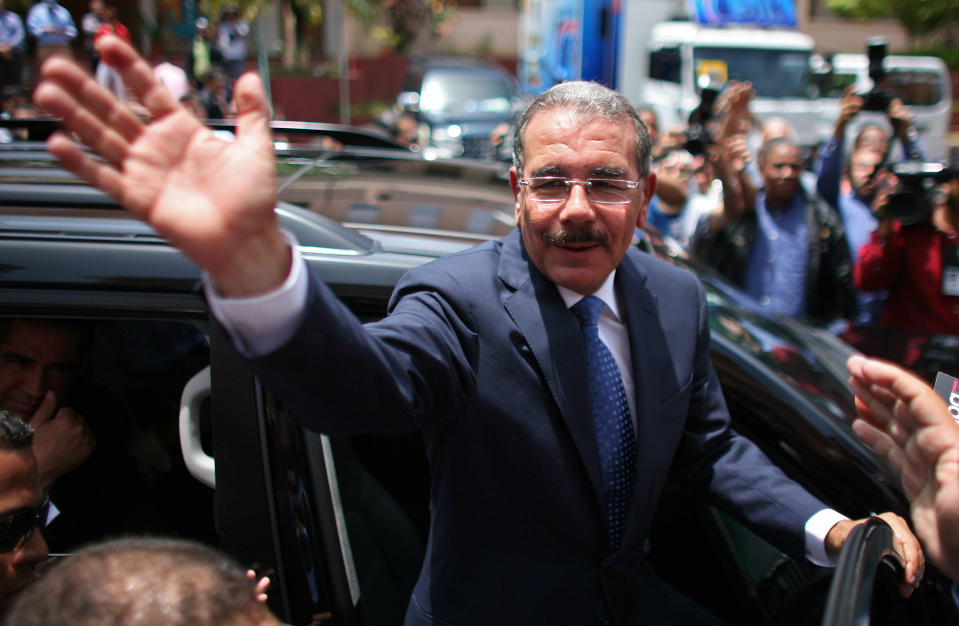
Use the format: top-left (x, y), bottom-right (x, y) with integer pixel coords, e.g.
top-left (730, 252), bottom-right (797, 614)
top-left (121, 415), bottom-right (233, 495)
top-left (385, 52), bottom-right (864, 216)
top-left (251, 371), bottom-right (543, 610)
top-left (571, 295), bottom-right (636, 553)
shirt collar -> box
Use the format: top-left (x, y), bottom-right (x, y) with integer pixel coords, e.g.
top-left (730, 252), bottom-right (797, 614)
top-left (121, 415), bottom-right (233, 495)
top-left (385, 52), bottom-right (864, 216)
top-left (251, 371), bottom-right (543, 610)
top-left (556, 270), bottom-right (621, 321)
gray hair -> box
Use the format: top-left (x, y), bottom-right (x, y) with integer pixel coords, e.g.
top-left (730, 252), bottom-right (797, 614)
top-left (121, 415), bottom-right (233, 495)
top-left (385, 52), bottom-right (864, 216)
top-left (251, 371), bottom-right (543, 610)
top-left (0, 410), bottom-right (34, 452)
top-left (512, 81), bottom-right (652, 178)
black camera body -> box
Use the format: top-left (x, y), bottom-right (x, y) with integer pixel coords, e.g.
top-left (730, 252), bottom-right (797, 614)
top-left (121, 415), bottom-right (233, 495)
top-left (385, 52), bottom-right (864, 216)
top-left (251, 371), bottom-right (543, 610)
top-left (885, 161), bottom-right (953, 225)
top-left (858, 37), bottom-right (892, 112)
top-left (684, 85), bottom-right (720, 156)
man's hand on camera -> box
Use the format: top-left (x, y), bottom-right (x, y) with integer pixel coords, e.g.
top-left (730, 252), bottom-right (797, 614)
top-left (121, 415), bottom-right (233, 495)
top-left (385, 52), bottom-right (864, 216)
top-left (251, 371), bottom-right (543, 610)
top-left (888, 98), bottom-right (913, 138)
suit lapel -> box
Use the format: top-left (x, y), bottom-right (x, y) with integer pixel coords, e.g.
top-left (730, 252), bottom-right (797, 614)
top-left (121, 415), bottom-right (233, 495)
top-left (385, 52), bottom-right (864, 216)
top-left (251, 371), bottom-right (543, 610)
top-left (498, 230), bottom-right (606, 511)
top-left (616, 251), bottom-right (674, 548)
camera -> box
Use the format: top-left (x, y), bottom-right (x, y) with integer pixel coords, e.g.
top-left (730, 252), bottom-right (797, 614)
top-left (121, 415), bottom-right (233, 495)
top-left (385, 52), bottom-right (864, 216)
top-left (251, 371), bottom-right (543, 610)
top-left (684, 83), bottom-right (721, 156)
top-left (859, 37), bottom-right (892, 112)
top-left (884, 161), bottom-right (953, 225)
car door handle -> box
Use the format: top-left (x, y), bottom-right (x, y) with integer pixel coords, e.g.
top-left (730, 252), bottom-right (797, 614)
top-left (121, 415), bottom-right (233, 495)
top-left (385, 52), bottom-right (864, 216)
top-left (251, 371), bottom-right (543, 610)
top-left (179, 365), bottom-right (215, 488)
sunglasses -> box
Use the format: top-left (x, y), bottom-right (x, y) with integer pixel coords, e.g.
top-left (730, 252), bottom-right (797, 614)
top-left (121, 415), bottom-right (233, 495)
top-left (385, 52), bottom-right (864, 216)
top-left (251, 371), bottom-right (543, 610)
top-left (0, 495), bottom-right (49, 553)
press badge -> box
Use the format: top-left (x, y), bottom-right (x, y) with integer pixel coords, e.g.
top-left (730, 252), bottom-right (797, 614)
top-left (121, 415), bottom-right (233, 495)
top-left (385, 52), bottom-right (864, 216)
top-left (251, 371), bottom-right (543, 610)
top-left (943, 242), bottom-right (959, 297)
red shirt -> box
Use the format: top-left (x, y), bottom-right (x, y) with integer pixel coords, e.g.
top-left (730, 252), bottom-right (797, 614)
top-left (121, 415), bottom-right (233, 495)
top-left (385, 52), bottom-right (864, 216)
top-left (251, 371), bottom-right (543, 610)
top-left (855, 221), bottom-right (959, 334)
top-left (94, 21), bottom-right (131, 46)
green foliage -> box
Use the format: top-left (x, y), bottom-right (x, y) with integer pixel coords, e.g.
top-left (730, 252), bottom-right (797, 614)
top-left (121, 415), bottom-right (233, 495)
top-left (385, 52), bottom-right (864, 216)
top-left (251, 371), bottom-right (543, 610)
top-left (909, 43), bottom-right (959, 69)
top-left (826, 0), bottom-right (959, 39)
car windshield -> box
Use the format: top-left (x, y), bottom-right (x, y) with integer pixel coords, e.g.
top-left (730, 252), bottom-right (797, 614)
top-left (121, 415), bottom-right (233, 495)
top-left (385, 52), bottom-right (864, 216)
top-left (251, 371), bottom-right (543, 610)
top-left (693, 47), bottom-right (812, 98)
top-left (419, 70), bottom-right (513, 115)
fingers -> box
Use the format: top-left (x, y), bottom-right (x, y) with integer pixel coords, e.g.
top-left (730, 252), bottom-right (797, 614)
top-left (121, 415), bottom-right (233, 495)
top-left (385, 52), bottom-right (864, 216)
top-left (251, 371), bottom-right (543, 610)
top-left (878, 512), bottom-right (924, 597)
top-left (45, 132), bottom-right (130, 207)
top-left (852, 418), bottom-right (906, 478)
top-left (95, 35), bottom-right (179, 119)
top-left (246, 569), bottom-right (271, 603)
top-left (233, 72), bottom-right (273, 150)
top-left (30, 391), bottom-right (57, 424)
top-left (37, 55), bottom-right (143, 146)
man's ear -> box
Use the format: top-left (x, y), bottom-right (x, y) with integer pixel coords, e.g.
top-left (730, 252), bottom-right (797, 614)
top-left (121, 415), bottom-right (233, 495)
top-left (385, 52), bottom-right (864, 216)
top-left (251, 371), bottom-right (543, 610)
top-left (635, 172), bottom-right (657, 229)
top-left (509, 167), bottom-right (523, 226)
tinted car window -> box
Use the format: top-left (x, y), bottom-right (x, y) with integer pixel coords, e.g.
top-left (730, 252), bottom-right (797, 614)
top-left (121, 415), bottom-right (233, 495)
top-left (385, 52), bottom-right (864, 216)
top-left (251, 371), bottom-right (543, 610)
top-left (0, 316), bottom-right (215, 553)
top-left (277, 155), bottom-right (515, 237)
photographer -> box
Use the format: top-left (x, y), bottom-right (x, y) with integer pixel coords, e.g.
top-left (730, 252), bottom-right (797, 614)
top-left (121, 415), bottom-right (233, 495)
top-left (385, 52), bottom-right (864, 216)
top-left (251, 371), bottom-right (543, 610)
top-left (855, 167), bottom-right (959, 334)
top-left (817, 87), bottom-right (924, 213)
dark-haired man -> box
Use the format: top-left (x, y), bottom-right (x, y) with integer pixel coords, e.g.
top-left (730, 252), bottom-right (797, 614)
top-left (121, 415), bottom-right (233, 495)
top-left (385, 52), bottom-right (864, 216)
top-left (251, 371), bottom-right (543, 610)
top-left (698, 138), bottom-right (855, 325)
top-left (0, 318), bottom-right (94, 491)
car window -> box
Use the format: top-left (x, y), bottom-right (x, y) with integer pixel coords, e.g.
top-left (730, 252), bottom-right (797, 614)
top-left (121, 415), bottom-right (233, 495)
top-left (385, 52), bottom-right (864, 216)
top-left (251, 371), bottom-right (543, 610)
top-left (885, 69), bottom-right (945, 106)
top-left (276, 157), bottom-right (515, 237)
top-left (0, 316), bottom-right (215, 553)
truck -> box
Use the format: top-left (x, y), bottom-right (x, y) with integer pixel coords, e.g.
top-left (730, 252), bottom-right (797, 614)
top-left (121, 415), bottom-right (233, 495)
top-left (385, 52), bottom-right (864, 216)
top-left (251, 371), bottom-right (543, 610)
top-left (519, 0), bottom-right (823, 146)
top-left (815, 52), bottom-right (952, 162)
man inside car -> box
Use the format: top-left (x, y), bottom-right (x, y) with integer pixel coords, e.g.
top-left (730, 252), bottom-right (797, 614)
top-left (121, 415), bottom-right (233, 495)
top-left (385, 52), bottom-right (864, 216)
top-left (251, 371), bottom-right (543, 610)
top-left (0, 318), bottom-right (94, 492)
top-left (34, 36), bottom-right (924, 624)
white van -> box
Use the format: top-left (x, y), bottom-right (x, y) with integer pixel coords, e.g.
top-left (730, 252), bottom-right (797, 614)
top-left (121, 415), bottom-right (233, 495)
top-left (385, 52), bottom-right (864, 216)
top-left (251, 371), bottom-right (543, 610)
top-left (816, 53), bottom-right (952, 162)
top-left (639, 21), bottom-right (821, 146)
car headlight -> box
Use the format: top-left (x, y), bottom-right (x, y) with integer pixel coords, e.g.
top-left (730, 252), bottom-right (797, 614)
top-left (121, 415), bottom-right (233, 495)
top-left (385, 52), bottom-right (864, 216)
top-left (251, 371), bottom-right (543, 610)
top-left (429, 124), bottom-right (464, 158)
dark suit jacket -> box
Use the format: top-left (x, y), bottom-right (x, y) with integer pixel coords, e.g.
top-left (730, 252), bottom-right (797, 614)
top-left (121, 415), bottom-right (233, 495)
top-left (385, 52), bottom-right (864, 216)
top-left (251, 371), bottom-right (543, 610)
top-left (251, 228), bottom-right (827, 625)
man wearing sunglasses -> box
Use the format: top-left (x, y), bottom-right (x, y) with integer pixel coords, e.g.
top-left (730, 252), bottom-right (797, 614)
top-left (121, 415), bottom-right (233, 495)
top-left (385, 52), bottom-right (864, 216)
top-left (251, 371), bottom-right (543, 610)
top-left (34, 37), bottom-right (923, 624)
top-left (0, 410), bottom-right (48, 615)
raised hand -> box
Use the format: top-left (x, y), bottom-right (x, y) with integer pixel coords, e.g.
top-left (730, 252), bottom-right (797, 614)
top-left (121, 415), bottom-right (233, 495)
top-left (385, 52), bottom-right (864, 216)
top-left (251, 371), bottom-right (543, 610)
top-left (848, 355), bottom-right (959, 581)
top-left (33, 35), bottom-right (289, 297)
top-left (835, 85), bottom-right (863, 139)
top-left (29, 391), bottom-right (95, 490)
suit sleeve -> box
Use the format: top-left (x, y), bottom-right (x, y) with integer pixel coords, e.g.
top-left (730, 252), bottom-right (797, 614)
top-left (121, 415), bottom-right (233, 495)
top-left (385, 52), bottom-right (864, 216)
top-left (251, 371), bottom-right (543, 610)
top-left (247, 265), bottom-right (479, 436)
top-left (672, 278), bottom-right (828, 560)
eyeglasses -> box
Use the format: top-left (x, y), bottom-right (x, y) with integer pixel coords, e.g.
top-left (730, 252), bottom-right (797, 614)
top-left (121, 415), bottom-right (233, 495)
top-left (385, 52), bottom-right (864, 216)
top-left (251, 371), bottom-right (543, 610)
top-left (0, 495), bottom-right (49, 553)
top-left (518, 177), bottom-right (641, 205)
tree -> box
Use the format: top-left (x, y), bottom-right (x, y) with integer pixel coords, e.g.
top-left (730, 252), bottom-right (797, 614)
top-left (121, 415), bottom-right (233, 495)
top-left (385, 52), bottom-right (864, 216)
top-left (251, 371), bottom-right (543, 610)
top-left (201, 0), bottom-right (322, 70)
top-left (827, 0), bottom-right (959, 45)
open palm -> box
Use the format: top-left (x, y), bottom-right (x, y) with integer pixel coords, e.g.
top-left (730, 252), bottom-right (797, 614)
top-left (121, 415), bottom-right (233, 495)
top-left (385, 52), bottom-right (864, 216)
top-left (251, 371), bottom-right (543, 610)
top-left (34, 36), bottom-right (286, 295)
top-left (849, 355), bottom-right (959, 580)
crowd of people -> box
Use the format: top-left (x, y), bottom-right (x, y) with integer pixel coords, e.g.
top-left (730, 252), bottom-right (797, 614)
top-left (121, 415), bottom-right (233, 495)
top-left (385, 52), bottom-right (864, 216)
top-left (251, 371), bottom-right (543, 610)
top-left (635, 80), bottom-right (958, 338)
top-left (0, 13), bottom-right (955, 622)
top-left (12, 33), bottom-right (940, 625)
top-left (0, 0), bottom-right (248, 139)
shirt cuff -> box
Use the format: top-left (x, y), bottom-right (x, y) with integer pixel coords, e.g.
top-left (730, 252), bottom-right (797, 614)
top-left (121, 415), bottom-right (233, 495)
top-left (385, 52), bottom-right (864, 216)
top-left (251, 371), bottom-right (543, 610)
top-left (204, 232), bottom-right (309, 357)
top-left (805, 508), bottom-right (850, 567)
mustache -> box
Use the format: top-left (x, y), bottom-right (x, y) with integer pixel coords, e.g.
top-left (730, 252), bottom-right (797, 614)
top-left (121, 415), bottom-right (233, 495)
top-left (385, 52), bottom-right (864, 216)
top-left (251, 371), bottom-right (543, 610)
top-left (543, 227), bottom-right (609, 246)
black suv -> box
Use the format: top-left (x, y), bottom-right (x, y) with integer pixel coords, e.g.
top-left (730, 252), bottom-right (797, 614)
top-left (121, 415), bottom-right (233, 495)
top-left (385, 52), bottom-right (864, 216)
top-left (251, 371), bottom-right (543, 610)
top-left (1, 135), bottom-right (957, 626)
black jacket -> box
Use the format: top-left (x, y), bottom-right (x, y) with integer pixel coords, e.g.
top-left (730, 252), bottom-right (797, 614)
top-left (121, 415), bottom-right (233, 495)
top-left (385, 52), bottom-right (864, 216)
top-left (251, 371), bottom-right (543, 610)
top-left (693, 189), bottom-right (854, 325)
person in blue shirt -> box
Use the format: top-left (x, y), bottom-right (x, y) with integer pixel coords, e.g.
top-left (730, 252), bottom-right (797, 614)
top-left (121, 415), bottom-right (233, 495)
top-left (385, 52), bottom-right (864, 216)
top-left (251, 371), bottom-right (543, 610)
top-left (696, 137), bottom-right (855, 325)
top-left (26, 0), bottom-right (76, 65)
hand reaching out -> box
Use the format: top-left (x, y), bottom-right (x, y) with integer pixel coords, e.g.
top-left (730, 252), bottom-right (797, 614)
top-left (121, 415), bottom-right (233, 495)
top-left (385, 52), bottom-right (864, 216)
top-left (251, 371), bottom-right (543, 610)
top-left (848, 355), bottom-right (959, 581)
top-left (33, 35), bottom-right (290, 297)
top-left (835, 86), bottom-right (863, 139)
